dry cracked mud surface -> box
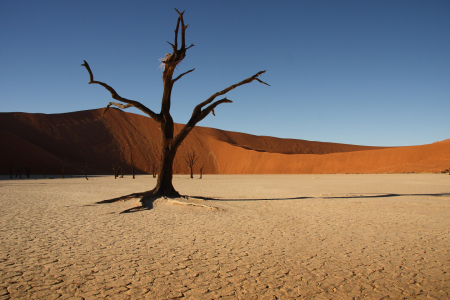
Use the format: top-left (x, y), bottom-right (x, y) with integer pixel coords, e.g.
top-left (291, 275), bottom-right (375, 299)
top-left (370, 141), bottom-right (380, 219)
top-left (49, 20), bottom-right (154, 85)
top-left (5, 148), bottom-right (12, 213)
top-left (0, 174), bottom-right (449, 299)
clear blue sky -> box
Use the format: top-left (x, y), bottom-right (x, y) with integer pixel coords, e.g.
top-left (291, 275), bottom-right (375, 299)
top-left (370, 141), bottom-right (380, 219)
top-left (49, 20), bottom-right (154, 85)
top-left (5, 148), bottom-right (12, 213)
top-left (1, 1), bottom-right (449, 146)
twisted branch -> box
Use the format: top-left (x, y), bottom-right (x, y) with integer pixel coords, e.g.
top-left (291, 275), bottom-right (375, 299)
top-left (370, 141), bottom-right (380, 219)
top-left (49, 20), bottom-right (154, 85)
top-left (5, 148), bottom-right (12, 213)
top-left (172, 71), bottom-right (268, 148)
top-left (173, 68), bottom-right (195, 83)
top-left (175, 9), bottom-right (184, 49)
top-left (173, 10), bottom-right (181, 50)
top-left (164, 9), bottom-right (194, 68)
top-left (81, 60), bottom-right (160, 122)
top-left (191, 70), bottom-right (269, 117)
top-left (198, 98), bottom-right (233, 122)
top-left (102, 102), bottom-right (133, 117)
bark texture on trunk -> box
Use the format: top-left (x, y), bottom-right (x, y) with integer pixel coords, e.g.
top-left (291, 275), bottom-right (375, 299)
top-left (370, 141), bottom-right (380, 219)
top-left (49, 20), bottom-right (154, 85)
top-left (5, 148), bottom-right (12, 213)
top-left (152, 141), bottom-right (180, 197)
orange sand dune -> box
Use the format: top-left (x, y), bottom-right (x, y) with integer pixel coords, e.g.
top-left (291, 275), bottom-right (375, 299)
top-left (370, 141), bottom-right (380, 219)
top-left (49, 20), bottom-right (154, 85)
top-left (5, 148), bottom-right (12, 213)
top-left (208, 137), bottom-right (450, 174)
top-left (1, 108), bottom-right (449, 175)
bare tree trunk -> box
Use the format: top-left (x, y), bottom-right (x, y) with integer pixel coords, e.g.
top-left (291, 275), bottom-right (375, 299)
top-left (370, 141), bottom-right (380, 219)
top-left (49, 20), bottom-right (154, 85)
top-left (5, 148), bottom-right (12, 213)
top-left (199, 165), bottom-right (204, 179)
top-left (152, 164), bottom-right (157, 178)
top-left (151, 142), bottom-right (180, 197)
top-left (130, 153), bottom-right (135, 179)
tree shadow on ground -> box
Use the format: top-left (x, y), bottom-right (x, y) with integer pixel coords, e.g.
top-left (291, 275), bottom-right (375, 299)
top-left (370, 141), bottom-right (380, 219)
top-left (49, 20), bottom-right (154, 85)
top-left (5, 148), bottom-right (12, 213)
top-left (190, 193), bottom-right (450, 202)
top-left (90, 192), bottom-right (450, 214)
top-left (91, 191), bottom-right (156, 213)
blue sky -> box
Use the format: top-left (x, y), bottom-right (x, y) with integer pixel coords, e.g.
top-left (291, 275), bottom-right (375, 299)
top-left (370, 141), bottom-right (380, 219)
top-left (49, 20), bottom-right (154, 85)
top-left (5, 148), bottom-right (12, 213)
top-left (1, 1), bottom-right (449, 146)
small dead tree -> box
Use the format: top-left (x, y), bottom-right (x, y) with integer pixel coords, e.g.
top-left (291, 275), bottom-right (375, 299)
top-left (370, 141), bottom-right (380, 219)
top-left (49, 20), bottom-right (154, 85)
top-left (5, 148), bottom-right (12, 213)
top-left (199, 163), bottom-right (205, 179)
top-left (152, 163), bottom-right (158, 178)
top-left (183, 149), bottom-right (199, 179)
top-left (25, 166), bottom-right (31, 178)
top-left (15, 167), bottom-right (21, 179)
top-left (150, 158), bottom-right (159, 178)
top-left (130, 153), bottom-right (135, 179)
top-left (113, 165), bottom-right (120, 179)
top-left (82, 9), bottom-right (268, 208)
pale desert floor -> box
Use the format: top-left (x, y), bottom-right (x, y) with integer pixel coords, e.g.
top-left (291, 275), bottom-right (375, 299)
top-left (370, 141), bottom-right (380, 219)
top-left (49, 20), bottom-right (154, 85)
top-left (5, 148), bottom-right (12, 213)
top-left (0, 174), bottom-right (449, 299)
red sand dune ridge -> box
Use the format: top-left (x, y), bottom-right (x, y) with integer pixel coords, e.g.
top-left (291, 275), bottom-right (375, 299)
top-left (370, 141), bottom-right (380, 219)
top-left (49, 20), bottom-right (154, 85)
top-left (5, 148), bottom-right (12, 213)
top-left (1, 108), bottom-right (449, 175)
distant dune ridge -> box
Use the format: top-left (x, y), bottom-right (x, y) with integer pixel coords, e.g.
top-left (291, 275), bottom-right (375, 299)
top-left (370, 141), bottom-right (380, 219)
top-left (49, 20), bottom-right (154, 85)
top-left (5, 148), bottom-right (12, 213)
top-left (1, 108), bottom-right (449, 175)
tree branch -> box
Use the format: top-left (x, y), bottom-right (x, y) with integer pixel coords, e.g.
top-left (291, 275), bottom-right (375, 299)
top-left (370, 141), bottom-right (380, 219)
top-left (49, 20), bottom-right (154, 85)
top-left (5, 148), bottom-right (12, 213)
top-left (175, 9), bottom-right (186, 49)
top-left (255, 78), bottom-right (270, 86)
top-left (172, 98), bottom-right (232, 148)
top-left (81, 60), bottom-right (161, 122)
top-left (162, 9), bottom-right (194, 72)
top-left (172, 71), bottom-right (268, 148)
top-left (183, 149), bottom-right (199, 166)
top-left (191, 70), bottom-right (268, 117)
top-left (172, 68), bottom-right (195, 83)
top-left (173, 11), bottom-right (181, 50)
top-left (198, 98), bottom-right (233, 122)
top-left (102, 102), bottom-right (133, 117)
top-left (167, 41), bottom-right (176, 51)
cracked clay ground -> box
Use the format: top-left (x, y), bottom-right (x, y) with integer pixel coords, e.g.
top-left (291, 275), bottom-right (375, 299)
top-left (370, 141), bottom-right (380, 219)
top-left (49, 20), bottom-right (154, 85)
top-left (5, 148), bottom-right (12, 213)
top-left (0, 174), bottom-right (449, 299)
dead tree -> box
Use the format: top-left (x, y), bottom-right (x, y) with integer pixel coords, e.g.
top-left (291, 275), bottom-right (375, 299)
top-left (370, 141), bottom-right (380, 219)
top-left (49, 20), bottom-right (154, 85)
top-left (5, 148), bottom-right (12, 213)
top-left (25, 166), bottom-right (31, 178)
top-left (149, 159), bottom-right (158, 178)
top-left (15, 167), bottom-right (21, 179)
top-left (199, 164), bottom-right (205, 179)
top-left (183, 149), bottom-right (199, 179)
top-left (82, 9), bottom-right (268, 208)
top-left (130, 153), bottom-right (135, 179)
top-left (152, 163), bottom-right (158, 178)
top-left (113, 165), bottom-right (121, 179)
